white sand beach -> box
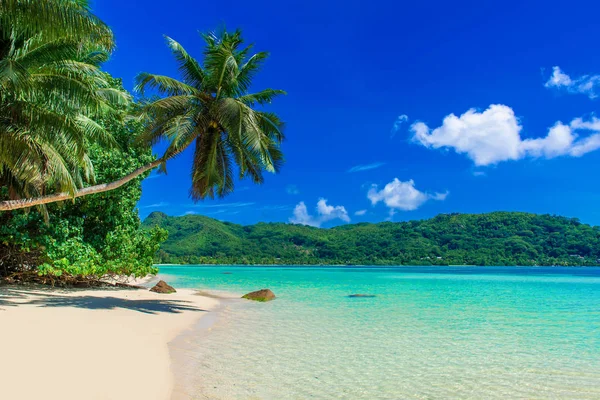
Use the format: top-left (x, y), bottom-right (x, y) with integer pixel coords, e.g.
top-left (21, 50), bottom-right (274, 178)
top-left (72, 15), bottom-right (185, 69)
top-left (0, 284), bottom-right (220, 400)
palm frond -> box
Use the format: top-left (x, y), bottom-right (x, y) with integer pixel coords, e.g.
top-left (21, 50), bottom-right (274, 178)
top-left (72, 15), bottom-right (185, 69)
top-left (165, 36), bottom-right (205, 87)
top-left (237, 89), bottom-right (286, 106)
top-left (235, 51), bottom-right (269, 94)
top-left (0, 0), bottom-right (114, 51)
top-left (135, 72), bottom-right (199, 96)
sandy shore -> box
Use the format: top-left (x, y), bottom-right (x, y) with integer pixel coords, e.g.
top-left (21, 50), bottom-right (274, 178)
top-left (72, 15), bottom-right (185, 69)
top-left (0, 283), bottom-right (220, 400)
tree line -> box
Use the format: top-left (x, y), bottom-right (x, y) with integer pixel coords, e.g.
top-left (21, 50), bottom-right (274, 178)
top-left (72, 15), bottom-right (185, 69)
top-left (144, 211), bottom-right (600, 266)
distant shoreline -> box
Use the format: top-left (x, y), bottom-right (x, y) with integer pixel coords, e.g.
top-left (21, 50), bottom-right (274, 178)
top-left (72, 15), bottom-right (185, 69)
top-left (146, 212), bottom-right (600, 267)
top-left (156, 264), bottom-right (599, 268)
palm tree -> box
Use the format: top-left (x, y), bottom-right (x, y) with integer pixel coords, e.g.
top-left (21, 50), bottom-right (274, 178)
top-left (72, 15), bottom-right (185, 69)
top-left (0, 29), bottom-right (286, 210)
top-left (135, 29), bottom-right (286, 199)
top-left (0, 4), bottom-right (127, 204)
top-left (0, 0), bottom-right (127, 211)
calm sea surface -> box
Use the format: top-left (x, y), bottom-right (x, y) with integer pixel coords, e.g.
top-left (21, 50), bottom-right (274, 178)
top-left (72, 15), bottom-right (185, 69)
top-left (162, 266), bottom-right (600, 399)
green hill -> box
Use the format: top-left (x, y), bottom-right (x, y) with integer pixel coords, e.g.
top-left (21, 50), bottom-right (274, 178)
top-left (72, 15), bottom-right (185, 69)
top-left (143, 211), bottom-right (600, 266)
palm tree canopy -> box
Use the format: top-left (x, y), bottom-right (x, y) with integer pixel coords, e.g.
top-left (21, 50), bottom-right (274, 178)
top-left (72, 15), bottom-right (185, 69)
top-left (0, 0), bottom-right (127, 203)
top-left (135, 29), bottom-right (286, 200)
top-left (0, 0), bottom-right (114, 52)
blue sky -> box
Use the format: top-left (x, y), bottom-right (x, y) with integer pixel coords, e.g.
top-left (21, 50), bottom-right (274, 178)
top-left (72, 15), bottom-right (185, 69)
top-left (95, 0), bottom-right (600, 227)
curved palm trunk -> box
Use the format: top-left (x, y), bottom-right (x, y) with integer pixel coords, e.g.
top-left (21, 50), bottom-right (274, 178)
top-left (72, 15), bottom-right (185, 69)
top-left (0, 160), bottom-right (162, 211)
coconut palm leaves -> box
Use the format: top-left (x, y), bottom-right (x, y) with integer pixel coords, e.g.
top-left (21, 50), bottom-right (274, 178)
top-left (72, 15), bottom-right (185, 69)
top-left (135, 29), bottom-right (286, 200)
top-left (0, 0), bottom-right (125, 202)
top-left (0, 0), bottom-right (114, 51)
top-left (0, 26), bottom-right (286, 211)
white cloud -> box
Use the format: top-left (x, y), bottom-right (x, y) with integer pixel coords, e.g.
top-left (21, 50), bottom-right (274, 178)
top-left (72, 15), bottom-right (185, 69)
top-left (139, 202), bottom-right (169, 209)
top-left (286, 184), bottom-right (300, 195)
top-left (348, 162), bottom-right (385, 173)
top-left (289, 199), bottom-right (350, 227)
top-left (391, 114), bottom-right (409, 137)
top-left (545, 66), bottom-right (573, 88)
top-left (412, 105), bottom-right (523, 166)
top-left (412, 104), bottom-right (600, 166)
top-left (354, 209), bottom-right (367, 216)
top-left (367, 179), bottom-right (448, 211)
top-left (290, 202), bottom-right (314, 226)
top-left (545, 66), bottom-right (600, 99)
top-left (431, 191), bottom-right (449, 201)
top-left (386, 208), bottom-right (397, 221)
top-left (317, 199), bottom-right (350, 222)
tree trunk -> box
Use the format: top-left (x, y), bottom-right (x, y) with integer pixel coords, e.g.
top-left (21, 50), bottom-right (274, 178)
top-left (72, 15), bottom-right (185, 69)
top-left (0, 159), bottom-right (162, 211)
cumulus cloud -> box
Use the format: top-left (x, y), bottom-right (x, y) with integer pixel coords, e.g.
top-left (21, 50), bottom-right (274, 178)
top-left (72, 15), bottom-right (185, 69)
top-left (391, 114), bottom-right (409, 137)
top-left (545, 66), bottom-right (600, 99)
top-left (348, 162), bottom-right (385, 173)
top-left (354, 209), bottom-right (367, 216)
top-left (412, 104), bottom-right (600, 166)
top-left (290, 199), bottom-right (350, 227)
top-left (367, 179), bottom-right (448, 211)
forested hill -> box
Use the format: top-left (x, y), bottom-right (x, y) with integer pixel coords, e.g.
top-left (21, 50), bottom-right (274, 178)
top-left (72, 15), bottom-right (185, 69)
top-left (143, 211), bottom-right (600, 266)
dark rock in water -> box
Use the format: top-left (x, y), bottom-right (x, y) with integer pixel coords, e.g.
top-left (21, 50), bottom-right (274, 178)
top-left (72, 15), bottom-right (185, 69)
top-left (242, 289), bottom-right (276, 302)
top-left (221, 272), bottom-right (233, 275)
top-left (150, 280), bottom-right (176, 294)
top-left (348, 294), bottom-right (376, 298)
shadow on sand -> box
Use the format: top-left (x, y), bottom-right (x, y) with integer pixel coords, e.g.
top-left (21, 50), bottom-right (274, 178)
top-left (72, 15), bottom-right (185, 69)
top-left (0, 286), bottom-right (206, 315)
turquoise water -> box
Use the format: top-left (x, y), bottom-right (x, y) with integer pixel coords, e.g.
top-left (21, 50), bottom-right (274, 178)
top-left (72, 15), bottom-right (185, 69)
top-left (164, 266), bottom-right (600, 399)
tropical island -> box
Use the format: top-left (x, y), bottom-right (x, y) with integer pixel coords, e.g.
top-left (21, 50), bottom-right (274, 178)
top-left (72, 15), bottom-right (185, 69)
top-left (145, 211), bottom-right (600, 266)
top-left (2, 1), bottom-right (600, 400)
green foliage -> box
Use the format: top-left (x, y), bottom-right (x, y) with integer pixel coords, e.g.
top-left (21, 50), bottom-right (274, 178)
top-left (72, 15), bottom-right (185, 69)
top-left (144, 212), bottom-right (600, 266)
top-left (0, 0), bottom-right (127, 204)
top-left (0, 0), bottom-right (114, 50)
top-left (0, 79), bottom-right (166, 280)
top-left (135, 28), bottom-right (286, 200)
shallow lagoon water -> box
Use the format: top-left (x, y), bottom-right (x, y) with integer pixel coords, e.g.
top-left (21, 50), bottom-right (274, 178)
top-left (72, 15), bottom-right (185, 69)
top-left (164, 266), bottom-right (600, 399)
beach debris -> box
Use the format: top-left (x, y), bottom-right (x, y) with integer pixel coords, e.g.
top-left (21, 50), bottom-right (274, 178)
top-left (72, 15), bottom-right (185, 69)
top-left (348, 294), bottom-right (376, 298)
top-left (242, 288), bottom-right (276, 302)
top-left (149, 280), bottom-right (176, 294)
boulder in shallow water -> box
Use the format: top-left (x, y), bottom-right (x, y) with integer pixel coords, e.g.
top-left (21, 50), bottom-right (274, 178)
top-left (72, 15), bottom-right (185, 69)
top-left (348, 294), bottom-right (376, 298)
top-left (150, 280), bottom-right (176, 294)
top-left (242, 289), bottom-right (276, 302)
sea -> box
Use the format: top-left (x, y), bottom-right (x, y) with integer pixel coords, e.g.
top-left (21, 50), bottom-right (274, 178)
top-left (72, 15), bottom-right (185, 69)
top-left (161, 265), bottom-right (600, 399)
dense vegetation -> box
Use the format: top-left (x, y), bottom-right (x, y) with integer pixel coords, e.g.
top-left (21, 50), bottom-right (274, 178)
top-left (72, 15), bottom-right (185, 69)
top-left (1, 0), bottom-right (124, 208)
top-left (0, 1), bottom-right (284, 283)
top-left (144, 211), bottom-right (600, 266)
top-left (0, 78), bottom-right (166, 284)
